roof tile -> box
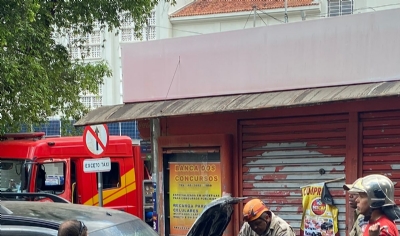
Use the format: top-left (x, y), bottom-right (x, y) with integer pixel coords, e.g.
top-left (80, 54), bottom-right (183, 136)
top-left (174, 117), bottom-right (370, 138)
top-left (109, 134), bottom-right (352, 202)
top-left (172, 0), bottom-right (317, 17)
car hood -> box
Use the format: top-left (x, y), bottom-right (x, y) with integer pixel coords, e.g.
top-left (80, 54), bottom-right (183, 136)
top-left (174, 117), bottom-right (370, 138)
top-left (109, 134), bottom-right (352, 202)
top-left (186, 195), bottom-right (246, 236)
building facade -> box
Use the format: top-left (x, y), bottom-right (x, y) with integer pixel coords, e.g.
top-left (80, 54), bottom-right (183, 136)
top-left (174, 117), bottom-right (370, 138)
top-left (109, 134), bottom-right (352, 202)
top-left (156, 0), bottom-right (400, 39)
top-left (77, 7), bottom-right (400, 236)
top-left (53, 0), bottom-right (400, 120)
top-left (36, 0), bottom-right (399, 138)
top-left (59, 0), bottom-right (400, 113)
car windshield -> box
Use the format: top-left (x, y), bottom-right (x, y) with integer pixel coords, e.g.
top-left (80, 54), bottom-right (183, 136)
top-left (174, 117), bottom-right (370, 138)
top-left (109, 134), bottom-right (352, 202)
top-left (0, 159), bottom-right (31, 193)
top-left (89, 219), bottom-right (159, 236)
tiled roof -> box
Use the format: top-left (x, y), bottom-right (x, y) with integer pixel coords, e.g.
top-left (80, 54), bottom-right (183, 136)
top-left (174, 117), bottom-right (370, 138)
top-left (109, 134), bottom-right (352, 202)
top-left (171, 0), bottom-right (317, 17)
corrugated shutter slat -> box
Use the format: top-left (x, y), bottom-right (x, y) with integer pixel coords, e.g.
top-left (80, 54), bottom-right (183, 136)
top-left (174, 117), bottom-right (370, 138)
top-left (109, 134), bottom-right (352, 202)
top-left (361, 110), bottom-right (400, 205)
top-left (241, 114), bottom-right (347, 235)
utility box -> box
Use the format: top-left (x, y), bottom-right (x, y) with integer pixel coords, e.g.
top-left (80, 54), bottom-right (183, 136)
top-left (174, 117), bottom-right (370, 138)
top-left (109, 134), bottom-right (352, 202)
top-left (143, 180), bottom-right (154, 226)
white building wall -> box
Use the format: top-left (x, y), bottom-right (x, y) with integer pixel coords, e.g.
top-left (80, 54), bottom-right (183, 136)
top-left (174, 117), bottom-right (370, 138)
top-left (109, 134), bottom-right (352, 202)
top-left (103, 29), bottom-right (119, 106)
top-left (96, 0), bottom-right (400, 106)
top-left (75, 13), bottom-right (157, 108)
top-left (157, 1), bottom-right (178, 39)
top-left (154, 0), bottom-right (400, 40)
top-left (365, 0), bottom-right (400, 11)
top-left (169, 10), bottom-right (321, 38)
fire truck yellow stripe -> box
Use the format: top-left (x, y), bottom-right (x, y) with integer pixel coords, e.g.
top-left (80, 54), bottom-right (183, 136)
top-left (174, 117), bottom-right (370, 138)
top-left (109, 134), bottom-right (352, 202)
top-left (83, 168), bottom-right (137, 206)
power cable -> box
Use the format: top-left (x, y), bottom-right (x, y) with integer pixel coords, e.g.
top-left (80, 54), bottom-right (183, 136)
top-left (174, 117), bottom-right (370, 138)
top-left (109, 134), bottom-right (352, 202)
top-left (243, 10), bottom-right (253, 29)
top-left (165, 56), bottom-right (180, 99)
top-left (257, 9), bottom-right (285, 23)
top-left (256, 11), bottom-right (268, 26)
top-left (155, 25), bottom-right (203, 35)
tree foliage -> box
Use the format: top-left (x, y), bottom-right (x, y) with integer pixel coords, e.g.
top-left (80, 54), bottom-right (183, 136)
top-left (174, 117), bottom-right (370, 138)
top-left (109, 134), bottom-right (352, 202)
top-left (0, 0), bottom-right (172, 134)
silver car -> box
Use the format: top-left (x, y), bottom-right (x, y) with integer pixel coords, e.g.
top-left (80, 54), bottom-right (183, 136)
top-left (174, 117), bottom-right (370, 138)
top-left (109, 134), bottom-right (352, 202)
top-left (1, 200), bottom-right (158, 236)
top-left (0, 193), bottom-right (242, 236)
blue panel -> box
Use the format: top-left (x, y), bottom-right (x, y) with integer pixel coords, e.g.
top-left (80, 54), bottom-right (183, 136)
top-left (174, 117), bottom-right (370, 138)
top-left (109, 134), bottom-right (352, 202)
top-left (107, 123), bottom-right (120, 136)
top-left (120, 121), bottom-right (139, 140)
top-left (19, 124), bottom-right (30, 133)
top-left (47, 120), bottom-right (61, 136)
top-left (32, 120), bottom-right (61, 136)
top-left (65, 120), bottom-right (83, 136)
top-left (33, 124), bottom-right (46, 133)
top-left (15, 120), bottom-right (86, 136)
top-left (105, 121), bottom-right (140, 140)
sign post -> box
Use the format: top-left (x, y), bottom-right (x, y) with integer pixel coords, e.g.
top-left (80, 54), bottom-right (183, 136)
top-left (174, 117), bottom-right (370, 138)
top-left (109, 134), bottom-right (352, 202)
top-left (83, 157), bottom-right (111, 207)
top-left (83, 124), bottom-right (110, 207)
top-left (98, 172), bottom-right (103, 206)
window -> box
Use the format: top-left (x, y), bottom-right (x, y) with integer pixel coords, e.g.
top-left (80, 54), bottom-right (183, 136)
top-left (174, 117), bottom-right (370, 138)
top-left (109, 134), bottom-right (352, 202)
top-left (120, 11), bottom-right (156, 42)
top-left (328, 0), bottom-right (353, 17)
top-left (97, 162), bottom-right (120, 189)
top-left (36, 162), bottom-right (65, 194)
top-left (69, 22), bottom-right (103, 59)
top-left (146, 11), bottom-right (156, 41)
top-left (79, 84), bottom-right (103, 110)
top-left (0, 160), bottom-right (26, 192)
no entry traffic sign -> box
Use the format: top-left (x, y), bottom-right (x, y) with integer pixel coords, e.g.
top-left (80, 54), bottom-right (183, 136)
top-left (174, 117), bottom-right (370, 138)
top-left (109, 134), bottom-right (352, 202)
top-left (83, 124), bottom-right (109, 157)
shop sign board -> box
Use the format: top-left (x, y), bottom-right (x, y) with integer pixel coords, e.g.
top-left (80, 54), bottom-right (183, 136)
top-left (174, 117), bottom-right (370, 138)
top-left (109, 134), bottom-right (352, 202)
top-left (169, 162), bottom-right (222, 235)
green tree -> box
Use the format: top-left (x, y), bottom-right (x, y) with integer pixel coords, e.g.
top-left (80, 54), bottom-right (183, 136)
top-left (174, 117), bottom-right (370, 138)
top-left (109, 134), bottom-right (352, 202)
top-left (60, 118), bottom-right (84, 137)
top-left (0, 0), bottom-right (172, 134)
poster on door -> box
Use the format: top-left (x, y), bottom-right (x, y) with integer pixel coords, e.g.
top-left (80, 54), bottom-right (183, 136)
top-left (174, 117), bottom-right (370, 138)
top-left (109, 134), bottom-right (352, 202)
top-left (169, 162), bottom-right (221, 236)
top-left (300, 182), bottom-right (339, 236)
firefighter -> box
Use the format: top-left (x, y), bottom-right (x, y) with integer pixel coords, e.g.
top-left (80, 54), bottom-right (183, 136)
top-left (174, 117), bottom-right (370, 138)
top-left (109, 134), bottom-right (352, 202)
top-left (348, 174), bottom-right (400, 236)
top-left (343, 178), bottom-right (368, 236)
top-left (239, 198), bottom-right (295, 236)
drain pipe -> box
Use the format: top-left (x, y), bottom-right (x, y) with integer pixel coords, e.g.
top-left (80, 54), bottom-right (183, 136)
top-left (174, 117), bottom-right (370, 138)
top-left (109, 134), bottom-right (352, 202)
top-left (150, 118), bottom-right (160, 233)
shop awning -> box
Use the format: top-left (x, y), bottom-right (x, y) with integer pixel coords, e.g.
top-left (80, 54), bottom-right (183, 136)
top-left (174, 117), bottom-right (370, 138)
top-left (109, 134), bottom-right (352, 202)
top-left (75, 81), bottom-right (400, 126)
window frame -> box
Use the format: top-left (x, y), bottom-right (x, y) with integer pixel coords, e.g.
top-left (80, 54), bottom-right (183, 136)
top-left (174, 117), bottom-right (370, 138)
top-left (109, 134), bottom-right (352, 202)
top-left (35, 161), bottom-right (66, 195)
top-left (96, 162), bottom-right (121, 190)
top-left (327, 0), bottom-right (353, 17)
top-left (69, 22), bottom-right (103, 60)
top-left (119, 10), bottom-right (156, 42)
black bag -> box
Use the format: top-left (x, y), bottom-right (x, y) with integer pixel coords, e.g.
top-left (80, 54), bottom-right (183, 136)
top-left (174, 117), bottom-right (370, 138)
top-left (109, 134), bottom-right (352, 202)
top-left (321, 183), bottom-right (335, 206)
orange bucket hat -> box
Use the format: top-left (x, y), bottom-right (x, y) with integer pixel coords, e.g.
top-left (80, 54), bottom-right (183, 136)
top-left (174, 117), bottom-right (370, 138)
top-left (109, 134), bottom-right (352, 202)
top-left (243, 199), bottom-right (269, 222)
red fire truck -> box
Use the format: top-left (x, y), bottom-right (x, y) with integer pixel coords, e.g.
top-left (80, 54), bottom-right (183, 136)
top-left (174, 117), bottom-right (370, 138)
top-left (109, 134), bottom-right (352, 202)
top-left (0, 132), bottom-right (152, 222)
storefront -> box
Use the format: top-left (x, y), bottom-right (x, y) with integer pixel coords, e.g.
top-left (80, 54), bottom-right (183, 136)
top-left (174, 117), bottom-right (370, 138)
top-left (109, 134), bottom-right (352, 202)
top-left (77, 88), bottom-right (400, 235)
top-left (130, 95), bottom-right (397, 236)
top-left (75, 8), bottom-right (400, 236)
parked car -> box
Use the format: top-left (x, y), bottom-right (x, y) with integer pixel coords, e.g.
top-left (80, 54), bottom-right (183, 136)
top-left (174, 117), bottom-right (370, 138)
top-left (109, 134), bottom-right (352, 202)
top-left (0, 192), bottom-right (244, 236)
top-left (304, 228), bottom-right (322, 236)
top-left (0, 193), bottom-right (158, 236)
top-left (321, 221), bottom-right (333, 230)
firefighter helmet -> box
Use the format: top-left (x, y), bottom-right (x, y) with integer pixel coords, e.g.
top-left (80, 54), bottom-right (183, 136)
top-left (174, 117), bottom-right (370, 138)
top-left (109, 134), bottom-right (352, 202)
top-left (243, 199), bottom-right (269, 222)
top-left (349, 174), bottom-right (395, 208)
top-left (343, 177), bottom-right (362, 191)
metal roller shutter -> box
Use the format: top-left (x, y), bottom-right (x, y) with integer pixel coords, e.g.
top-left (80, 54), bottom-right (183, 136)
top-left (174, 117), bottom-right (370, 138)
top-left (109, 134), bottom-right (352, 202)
top-left (360, 110), bottom-right (400, 205)
top-left (240, 114), bottom-right (348, 236)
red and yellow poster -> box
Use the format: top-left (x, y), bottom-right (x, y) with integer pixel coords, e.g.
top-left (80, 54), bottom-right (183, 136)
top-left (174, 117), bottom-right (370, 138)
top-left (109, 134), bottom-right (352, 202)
top-left (300, 183), bottom-right (339, 236)
top-left (169, 162), bottom-right (221, 235)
